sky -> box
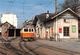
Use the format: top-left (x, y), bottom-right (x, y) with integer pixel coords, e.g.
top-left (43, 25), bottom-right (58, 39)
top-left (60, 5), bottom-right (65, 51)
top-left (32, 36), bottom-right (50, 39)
top-left (0, 0), bottom-right (64, 28)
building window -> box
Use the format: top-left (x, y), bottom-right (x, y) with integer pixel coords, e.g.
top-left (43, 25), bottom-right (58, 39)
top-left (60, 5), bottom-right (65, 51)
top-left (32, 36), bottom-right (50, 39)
top-left (64, 19), bottom-right (66, 22)
top-left (64, 19), bottom-right (70, 23)
top-left (72, 25), bottom-right (76, 33)
top-left (63, 27), bottom-right (69, 36)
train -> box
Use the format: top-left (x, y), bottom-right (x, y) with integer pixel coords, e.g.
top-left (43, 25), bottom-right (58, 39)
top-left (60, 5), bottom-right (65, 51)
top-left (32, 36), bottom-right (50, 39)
top-left (20, 28), bottom-right (36, 41)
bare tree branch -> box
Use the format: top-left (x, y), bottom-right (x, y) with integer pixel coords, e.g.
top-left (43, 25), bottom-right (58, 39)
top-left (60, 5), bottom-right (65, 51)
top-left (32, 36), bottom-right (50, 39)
top-left (62, 0), bottom-right (80, 12)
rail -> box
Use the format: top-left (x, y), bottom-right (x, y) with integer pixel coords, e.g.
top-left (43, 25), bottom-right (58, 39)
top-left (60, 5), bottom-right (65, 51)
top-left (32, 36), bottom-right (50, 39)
top-left (0, 38), bottom-right (34, 55)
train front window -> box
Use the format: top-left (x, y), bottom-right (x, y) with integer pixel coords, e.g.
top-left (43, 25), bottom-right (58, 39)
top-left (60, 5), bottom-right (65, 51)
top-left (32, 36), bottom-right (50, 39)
top-left (32, 29), bottom-right (33, 32)
top-left (24, 29), bottom-right (28, 32)
top-left (29, 29), bottom-right (31, 32)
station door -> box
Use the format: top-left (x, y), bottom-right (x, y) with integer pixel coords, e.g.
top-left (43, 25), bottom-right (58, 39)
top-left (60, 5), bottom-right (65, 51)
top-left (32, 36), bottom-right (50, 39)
top-left (8, 29), bottom-right (15, 37)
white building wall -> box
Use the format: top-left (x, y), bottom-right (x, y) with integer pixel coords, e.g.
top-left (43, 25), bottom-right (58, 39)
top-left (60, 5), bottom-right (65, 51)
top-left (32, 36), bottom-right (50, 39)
top-left (70, 18), bottom-right (78, 38)
top-left (55, 17), bottom-right (78, 38)
top-left (1, 13), bottom-right (17, 28)
top-left (53, 13), bottom-right (78, 39)
top-left (57, 19), bottom-right (63, 38)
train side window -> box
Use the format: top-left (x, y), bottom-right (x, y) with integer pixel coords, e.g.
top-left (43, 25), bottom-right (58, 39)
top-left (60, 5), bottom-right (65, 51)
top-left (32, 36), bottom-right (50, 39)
top-left (32, 29), bottom-right (33, 32)
top-left (24, 29), bottom-right (28, 32)
top-left (29, 29), bottom-right (31, 32)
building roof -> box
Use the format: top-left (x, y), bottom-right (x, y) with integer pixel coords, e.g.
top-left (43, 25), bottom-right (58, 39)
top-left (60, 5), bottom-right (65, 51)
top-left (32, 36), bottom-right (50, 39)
top-left (33, 12), bottom-right (54, 26)
top-left (0, 22), bottom-right (15, 28)
top-left (37, 13), bottom-right (53, 22)
top-left (45, 8), bottom-right (80, 22)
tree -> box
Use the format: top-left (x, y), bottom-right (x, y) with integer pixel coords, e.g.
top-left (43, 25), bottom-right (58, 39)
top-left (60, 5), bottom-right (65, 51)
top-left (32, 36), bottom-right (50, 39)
top-left (62, 0), bottom-right (80, 12)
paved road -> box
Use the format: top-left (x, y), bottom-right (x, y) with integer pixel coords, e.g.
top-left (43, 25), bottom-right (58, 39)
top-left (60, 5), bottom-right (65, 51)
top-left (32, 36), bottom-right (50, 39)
top-left (37, 39), bottom-right (80, 53)
top-left (25, 40), bottom-right (80, 55)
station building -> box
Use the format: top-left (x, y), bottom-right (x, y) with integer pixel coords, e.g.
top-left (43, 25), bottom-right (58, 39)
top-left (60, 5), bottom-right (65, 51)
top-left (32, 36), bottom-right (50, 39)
top-left (45, 8), bottom-right (79, 39)
top-left (33, 8), bottom-right (80, 39)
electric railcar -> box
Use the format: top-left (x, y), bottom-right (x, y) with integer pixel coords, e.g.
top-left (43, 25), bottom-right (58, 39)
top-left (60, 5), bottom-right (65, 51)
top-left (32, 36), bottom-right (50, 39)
top-left (20, 28), bottom-right (35, 41)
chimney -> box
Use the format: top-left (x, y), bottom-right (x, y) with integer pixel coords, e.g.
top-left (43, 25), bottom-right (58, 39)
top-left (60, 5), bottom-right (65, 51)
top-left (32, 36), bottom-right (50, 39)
top-left (46, 10), bottom-right (49, 18)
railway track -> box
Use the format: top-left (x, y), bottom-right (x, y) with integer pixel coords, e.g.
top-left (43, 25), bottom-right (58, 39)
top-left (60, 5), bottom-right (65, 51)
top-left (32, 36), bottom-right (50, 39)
top-left (0, 38), bottom-right (16, 55)
top-left (1, 38), bottom-right (80, 55)
top-left (19, 40), bottom-right (36, 55)
top-left (0, 38), bottom-right (36, 55)
top-left (5, 39), bottom-right (34, 55)
top-left (1, 38), bottom-right (23, 55)
top-left (0, 47), bottom-right (7, 55)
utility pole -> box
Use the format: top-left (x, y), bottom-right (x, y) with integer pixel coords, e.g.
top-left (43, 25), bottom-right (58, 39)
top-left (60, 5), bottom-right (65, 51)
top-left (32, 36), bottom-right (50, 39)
top-left (55, 0), bottom-right (58, 41)
top-left (55, 0), bottom-right (58, 14)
